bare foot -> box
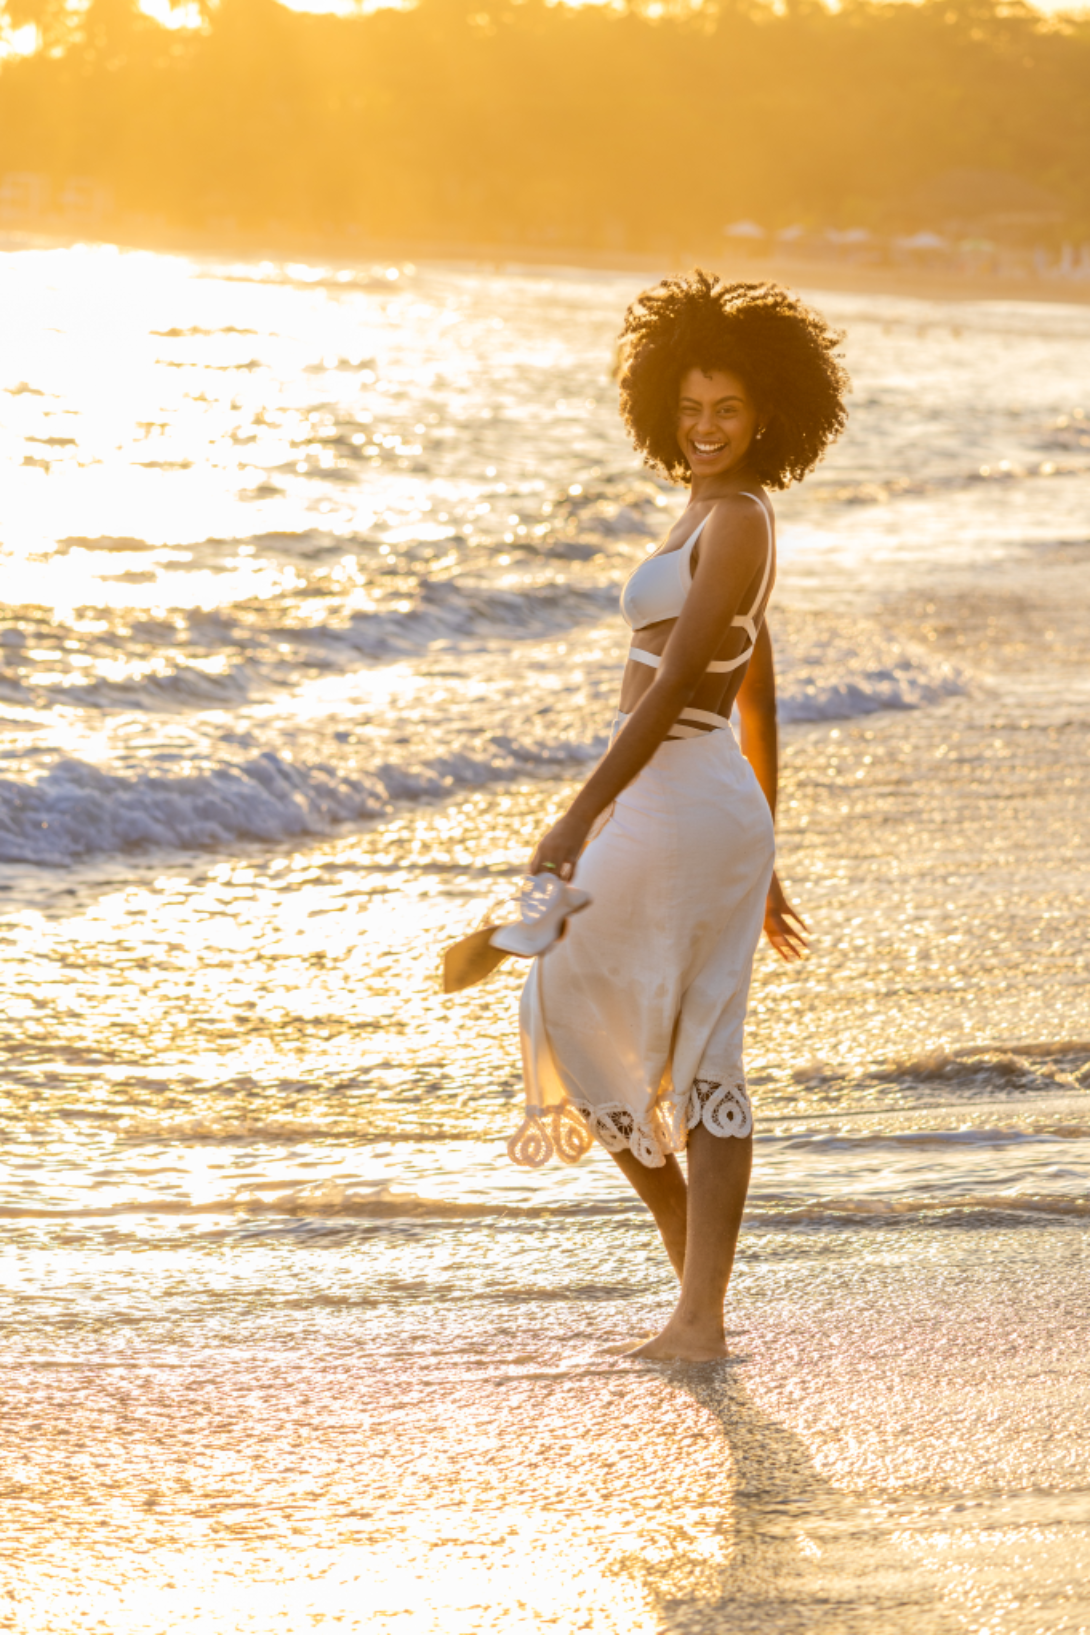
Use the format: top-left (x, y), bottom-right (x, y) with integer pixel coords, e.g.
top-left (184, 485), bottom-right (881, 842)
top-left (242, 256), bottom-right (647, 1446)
top-left (628, 1322), bottom-right (728, 1362)
top-left (600, 1334), bottom-right (656, 1355)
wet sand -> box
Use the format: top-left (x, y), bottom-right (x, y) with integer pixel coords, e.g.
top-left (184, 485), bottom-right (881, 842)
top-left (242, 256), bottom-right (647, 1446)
top-left (2, 250), bottom-right (1089, 1632)
top-left (5, 546), bottom-right (1090, 1634)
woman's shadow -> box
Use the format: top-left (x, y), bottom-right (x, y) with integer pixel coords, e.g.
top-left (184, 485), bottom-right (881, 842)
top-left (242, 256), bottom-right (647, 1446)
top-left (623, 1361), bottom-right (950, 1635)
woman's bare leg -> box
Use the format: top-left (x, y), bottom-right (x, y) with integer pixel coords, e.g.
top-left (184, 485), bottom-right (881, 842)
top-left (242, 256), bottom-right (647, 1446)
top-left (608, 1148), bottom-right (688, 1279)
top-left (631, 1126), bottom-right (753, 1361)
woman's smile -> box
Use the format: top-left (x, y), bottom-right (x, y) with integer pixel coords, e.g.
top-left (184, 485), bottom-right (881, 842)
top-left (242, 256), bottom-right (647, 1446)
top-left (676, 366), bottom-right (761, 479)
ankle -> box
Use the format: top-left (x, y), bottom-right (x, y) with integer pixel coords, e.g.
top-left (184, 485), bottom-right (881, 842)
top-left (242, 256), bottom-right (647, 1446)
top-left (669, 1306), bottom-right (725, 1338)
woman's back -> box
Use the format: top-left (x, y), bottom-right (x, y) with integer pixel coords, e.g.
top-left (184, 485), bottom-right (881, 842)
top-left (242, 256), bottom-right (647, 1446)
top-left (619, 491), bottom-right (776, 733)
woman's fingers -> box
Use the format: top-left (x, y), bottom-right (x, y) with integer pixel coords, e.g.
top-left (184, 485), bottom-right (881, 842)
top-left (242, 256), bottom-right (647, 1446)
top-left (765, 882), bottom-right (810, 961)
top-left (529, 815), bottom-right (589, 880)
top-left (765, 904), bottom-right (809, 961)
top-left (528, 844), bottom-right (577, 880)
top-left (771, 892), bottom-right (809, 930)
top-left (538, 859), bottom-right (575, 880)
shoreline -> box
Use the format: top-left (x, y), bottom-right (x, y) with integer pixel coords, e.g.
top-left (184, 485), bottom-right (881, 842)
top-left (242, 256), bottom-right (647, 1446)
top-left (5, 220), bottom-right (1090, 308)
top-left (5, 244), bottom-right (1090, 1635)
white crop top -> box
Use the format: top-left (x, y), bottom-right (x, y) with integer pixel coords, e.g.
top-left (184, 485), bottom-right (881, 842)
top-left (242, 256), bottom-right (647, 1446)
top-left (619, 493), bottom-right (774, 678)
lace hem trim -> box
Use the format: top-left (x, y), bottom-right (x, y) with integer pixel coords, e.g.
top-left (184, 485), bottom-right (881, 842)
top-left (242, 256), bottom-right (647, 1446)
top-left (506, 1076), bottom-right (753, 1170)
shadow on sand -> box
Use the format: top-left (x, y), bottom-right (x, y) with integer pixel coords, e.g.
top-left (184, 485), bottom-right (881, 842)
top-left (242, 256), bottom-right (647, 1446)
top-left (620, 1362), bottom-right (953, 1635)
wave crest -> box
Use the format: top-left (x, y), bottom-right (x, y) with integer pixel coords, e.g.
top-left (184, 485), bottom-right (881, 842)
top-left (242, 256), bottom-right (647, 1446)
top-left (0, 752), bottom-right (386, 865)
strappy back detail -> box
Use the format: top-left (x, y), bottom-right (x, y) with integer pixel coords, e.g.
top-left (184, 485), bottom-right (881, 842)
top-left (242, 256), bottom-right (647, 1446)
top-left (622, 492), bottom-right (773, 680)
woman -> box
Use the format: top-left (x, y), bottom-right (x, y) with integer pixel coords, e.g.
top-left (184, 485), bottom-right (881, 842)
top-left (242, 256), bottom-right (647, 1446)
top-left (507, 272), bottom-right (849, 1361)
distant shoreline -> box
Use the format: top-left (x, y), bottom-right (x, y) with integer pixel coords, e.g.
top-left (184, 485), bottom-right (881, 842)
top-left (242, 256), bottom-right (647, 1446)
top-left (5, 221), bottom-right (1090, 309)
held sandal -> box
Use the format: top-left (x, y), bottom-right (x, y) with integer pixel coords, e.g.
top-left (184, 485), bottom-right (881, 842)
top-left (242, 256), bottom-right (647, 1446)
top-left (442, 873), bottom-right (591, 994)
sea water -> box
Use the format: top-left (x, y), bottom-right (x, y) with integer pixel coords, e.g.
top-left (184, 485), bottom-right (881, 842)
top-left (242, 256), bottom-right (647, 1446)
top-left (1, 245), bottom-right (1089, 1633)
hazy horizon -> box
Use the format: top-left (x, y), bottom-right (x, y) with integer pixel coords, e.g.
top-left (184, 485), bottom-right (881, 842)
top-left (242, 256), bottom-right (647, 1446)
top-left (2, 0), bottom-right (1088, 261)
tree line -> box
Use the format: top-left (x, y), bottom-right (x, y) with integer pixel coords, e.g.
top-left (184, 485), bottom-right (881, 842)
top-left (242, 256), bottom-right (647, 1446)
top-left (1, 0), bottom-right (1088, 250)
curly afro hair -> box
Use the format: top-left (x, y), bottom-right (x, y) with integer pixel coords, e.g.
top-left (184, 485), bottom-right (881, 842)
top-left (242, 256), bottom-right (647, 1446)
top-left (617, 270), bottom-right (850, 489)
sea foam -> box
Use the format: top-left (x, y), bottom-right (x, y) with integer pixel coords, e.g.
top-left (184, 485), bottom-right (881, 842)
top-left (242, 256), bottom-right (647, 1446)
top-left (0, 637), bottom-right (962, 866)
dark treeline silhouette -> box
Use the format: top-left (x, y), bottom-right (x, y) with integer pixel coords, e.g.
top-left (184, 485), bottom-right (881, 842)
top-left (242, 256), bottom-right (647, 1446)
top-left (1, 0), bottom-right (1088, 251)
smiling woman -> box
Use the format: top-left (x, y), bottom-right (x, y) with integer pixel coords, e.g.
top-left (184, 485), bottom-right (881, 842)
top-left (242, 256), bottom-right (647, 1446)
top-left (617, 273), bottom-right (850, 489)
top-left (678, 371), bottom-right (763, 478)
top-left (509, 270), bottom-right (850, 1362)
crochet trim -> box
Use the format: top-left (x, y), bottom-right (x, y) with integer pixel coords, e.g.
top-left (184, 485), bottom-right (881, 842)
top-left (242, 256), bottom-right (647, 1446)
top-left (506, 1075), bottom-right (752, 1170)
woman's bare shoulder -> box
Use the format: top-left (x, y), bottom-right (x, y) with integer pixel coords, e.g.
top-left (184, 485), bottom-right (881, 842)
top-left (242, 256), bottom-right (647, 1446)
top-left (698, 491), bottom-right (771, 567)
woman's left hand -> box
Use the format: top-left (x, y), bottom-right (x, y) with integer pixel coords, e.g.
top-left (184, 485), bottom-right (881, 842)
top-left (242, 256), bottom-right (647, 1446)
top-left (528, 812), bottom-right (592, 881)
top-left (764, 870), bottom-right (809, 962)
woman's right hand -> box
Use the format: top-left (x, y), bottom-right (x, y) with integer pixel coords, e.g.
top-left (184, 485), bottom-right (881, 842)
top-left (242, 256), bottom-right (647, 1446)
top-left (764, 871), bottom-right (809, 961)
top-left (528, 811), bottom-right (591, 882)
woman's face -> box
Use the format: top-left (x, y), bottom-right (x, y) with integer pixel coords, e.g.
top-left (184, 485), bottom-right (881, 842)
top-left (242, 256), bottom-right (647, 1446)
top-left (676, 366), bottom-right (761, 478)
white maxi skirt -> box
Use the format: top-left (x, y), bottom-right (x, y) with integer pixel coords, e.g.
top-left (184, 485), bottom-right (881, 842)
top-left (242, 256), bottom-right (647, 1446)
top-left (507, 722), bottom-right (775, 1169)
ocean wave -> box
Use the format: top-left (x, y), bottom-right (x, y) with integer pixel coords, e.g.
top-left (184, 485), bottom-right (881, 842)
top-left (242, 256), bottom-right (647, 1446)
top-left (55, 663), bottom-right (257, 711)
top-left (0, 732), bottom-right (607, 865)
top-left (776, 1124), bottom-right (1090, 1152)
top-left (298, 577), bottom-right (620, 658)
top-left (0, 581), bottom-right (969, 866)
top-left (792, 1044), bottom-right (1090, 1096)
top-left (4, 1183), bottom-right (1084, 1227)
top-left (317, 608), bottom-right (952, 728)
top-left (866, 1046), bottom-right (1090, 1094)
top-left (27, 558), bottom-right (962, 687)
top-left (7, 579), bottom-right (621, 717)
top-left (0, 753), bottom-right (387, 865)
top-left (0, 1182), bottom-right (614, 1223)
top-left (807, 455), bottom-right (1090, 508)
top-left (32, 587), bottom-right (961, 725)
top-left (0, 655), bottom-right (964, 867)
top-left (777, 662), bottom-right (963, 723)
top-left (234, 1180), bottom-right (537, 1219)
top-left (746, 1192), bottom-right (1090, 1226)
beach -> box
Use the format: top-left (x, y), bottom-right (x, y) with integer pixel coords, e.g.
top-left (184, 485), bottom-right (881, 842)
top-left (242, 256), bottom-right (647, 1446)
top-left (8, 222), bottom-right (1090, 312)
top-left (1, 245), bottom-right (1089, 1633)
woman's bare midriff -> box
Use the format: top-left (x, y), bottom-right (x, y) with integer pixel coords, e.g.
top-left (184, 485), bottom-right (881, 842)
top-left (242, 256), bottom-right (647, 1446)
top-left (619, 497), bottom-right (771, 726)
top-left (619, 619), bottom-right (753, 722)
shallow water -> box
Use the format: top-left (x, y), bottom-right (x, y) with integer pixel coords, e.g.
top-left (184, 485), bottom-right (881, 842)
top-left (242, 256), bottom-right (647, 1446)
top-left (2, 246), bottom-right (1089, 1633)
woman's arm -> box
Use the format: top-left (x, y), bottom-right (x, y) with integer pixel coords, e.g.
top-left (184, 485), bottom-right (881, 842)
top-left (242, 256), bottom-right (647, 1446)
top-left (736, 619), bottom-right (778, 817)
top-left (736, 620), bottom-right (809, 962)
top-left (529, 498), bottom-right (768, 878)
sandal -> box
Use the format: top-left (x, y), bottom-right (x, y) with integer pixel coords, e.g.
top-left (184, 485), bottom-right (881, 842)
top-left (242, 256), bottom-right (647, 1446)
top-left (442, 873), bottom-right (591, 994)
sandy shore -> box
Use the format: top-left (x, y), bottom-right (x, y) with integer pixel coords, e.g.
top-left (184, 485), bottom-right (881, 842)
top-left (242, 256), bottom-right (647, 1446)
top-left (5, 551), bottom-right (1090, 1633)
top-left (3, 245), bottom-right (1088, 1634)
top-left (5, 220), bottom-right (1090, 309)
